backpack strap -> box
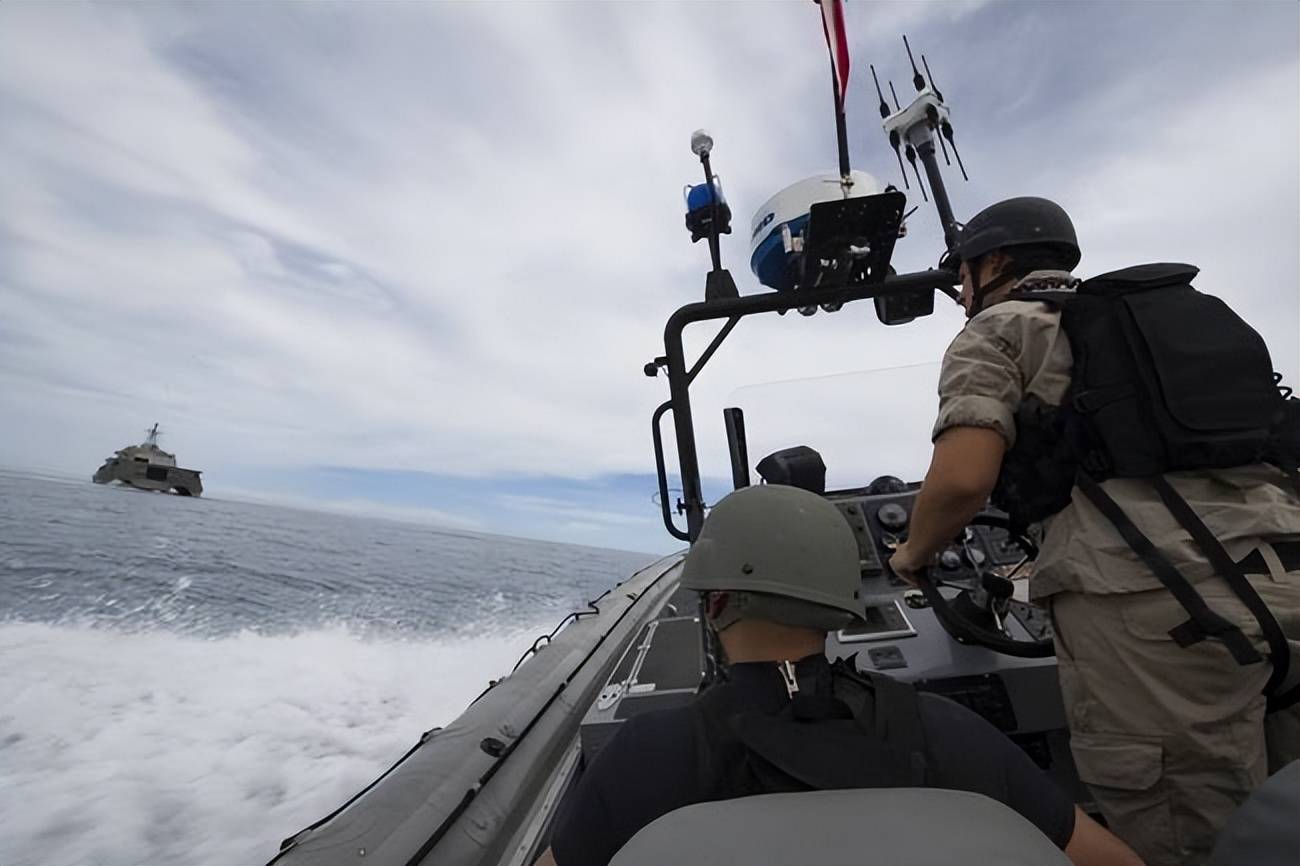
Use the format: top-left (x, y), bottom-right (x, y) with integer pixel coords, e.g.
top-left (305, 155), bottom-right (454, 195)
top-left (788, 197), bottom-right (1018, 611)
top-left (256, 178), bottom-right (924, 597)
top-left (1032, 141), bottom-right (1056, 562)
top-left (1266, 387), bottom-right (1300, 500)
top-left (831, 658), bottom-right (926, 785)
top-left (1147, 475), bottom-right (1298, 711)
top-left (690, 682), bottom-right (760, 797)
top-left (1004, 289), bottom-right (1076, 308)
top-left (1074, 472), bottom-right (1263, 667)
top-left (1076, 472), bottom-right (1300, 711)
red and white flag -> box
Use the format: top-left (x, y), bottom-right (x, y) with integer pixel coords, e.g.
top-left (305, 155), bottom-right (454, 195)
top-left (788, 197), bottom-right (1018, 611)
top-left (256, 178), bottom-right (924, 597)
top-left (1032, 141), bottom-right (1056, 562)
top-left (819, 0), bottom-right (850, 109)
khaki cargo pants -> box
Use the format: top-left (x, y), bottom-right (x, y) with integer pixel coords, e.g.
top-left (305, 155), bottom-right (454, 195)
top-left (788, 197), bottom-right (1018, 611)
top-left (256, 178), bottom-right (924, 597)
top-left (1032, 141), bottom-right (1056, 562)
top-left (1051, 562), bottom-right (1300, 866)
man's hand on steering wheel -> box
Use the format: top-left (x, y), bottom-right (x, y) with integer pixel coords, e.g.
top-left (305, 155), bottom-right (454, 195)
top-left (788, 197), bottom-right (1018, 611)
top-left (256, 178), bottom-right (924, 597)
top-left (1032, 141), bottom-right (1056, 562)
top-left (888, 542), bottom-right (929, 587)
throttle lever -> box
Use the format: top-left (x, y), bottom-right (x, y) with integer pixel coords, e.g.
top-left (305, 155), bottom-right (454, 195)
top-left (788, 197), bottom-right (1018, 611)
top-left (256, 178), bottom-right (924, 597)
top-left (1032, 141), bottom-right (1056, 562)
top-left (981, 574), bottom-right (1014, 602)
top-left (979, 574), bottom-right (1014, 631)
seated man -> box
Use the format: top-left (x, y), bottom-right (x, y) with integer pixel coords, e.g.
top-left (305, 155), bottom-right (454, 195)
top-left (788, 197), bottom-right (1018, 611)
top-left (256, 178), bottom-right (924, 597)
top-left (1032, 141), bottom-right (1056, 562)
top-left (540, 485), bottom-right (1141, 866)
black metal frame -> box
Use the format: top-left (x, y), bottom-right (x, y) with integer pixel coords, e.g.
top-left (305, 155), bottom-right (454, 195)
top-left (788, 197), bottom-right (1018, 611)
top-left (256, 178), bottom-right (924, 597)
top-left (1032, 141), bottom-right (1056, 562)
top-left (651, 268), bottom-right (960, 543)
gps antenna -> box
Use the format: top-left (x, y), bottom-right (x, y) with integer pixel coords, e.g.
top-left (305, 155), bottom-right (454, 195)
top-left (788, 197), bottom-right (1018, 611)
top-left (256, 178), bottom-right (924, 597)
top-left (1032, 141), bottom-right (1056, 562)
top-left (686, 129), bottom-right (738, 300)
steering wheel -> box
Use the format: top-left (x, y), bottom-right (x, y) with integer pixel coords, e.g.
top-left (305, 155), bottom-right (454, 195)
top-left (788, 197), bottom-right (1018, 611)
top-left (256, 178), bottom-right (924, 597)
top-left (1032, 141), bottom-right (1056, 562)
top-left (910, 515), bottom-right (1055, 659)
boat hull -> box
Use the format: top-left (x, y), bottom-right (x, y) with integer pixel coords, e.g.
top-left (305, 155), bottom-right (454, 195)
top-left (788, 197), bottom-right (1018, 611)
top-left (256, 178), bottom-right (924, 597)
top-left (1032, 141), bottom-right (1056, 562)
top-left (93, 461), bottom-right (203, 496)
top-left (269, 553), bottom-right (684, 866)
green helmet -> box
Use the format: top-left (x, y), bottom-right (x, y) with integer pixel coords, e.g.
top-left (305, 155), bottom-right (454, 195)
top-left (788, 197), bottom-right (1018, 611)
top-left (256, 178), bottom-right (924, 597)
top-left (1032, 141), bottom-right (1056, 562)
top-left (680, 485), bottom-right (866, 630)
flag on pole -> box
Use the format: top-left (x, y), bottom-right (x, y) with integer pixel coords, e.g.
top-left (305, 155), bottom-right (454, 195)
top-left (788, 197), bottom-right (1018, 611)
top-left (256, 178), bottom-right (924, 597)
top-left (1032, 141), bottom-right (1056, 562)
top-left (819, 0), bottom-right (850, 110)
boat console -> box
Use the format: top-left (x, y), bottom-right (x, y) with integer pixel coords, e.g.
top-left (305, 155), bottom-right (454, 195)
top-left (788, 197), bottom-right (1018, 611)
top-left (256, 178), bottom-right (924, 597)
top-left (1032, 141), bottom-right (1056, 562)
top-left (580, 479), bottom-right (1085, 801)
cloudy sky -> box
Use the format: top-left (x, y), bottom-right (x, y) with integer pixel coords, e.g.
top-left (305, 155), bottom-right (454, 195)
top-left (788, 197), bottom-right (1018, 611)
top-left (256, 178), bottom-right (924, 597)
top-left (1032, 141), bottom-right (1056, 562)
top-left (1, 1), bottom-right (1296, 553)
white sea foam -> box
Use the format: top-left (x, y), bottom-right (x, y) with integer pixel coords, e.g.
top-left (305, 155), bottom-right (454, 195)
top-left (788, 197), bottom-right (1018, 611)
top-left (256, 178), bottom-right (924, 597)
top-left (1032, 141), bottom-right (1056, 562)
top-left (0, 620), bottom-right (549, 866)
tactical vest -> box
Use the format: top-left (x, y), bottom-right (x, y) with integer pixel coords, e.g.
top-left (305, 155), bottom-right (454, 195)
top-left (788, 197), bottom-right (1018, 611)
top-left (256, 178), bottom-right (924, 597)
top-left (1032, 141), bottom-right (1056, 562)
top-left (690, 656), bottom-right (927, 798)
top-left (992, 263), bottom-right (1300, 709)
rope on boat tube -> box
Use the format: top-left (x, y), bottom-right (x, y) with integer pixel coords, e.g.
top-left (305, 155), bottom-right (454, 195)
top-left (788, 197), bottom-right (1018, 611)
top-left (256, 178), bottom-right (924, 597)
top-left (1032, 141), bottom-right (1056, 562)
top-left (510, 587), bottom-right (616, 674)
top-left (269, 555), bottom-right (679, 866)
top-left (401, 565), bottom-right (675, 866)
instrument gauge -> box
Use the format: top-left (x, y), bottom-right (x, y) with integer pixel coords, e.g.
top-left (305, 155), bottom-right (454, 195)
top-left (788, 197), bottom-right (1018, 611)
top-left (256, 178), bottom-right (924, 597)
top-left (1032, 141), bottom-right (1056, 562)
top-left (876, 503), bottom-right (909, 531)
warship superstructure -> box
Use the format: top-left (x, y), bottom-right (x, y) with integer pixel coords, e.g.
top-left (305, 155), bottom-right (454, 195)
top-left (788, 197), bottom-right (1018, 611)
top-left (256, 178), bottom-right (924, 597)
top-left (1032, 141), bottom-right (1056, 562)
top-left (92, 423), bottom-right (203, 497)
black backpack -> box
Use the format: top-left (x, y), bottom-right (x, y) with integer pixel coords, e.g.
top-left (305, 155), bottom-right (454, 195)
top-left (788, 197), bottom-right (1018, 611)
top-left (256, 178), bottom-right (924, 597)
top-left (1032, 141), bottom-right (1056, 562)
top-left (1055, 263), bottom-right (1296, 479)
top-left (1003, 263), bottom-right (1300, 709)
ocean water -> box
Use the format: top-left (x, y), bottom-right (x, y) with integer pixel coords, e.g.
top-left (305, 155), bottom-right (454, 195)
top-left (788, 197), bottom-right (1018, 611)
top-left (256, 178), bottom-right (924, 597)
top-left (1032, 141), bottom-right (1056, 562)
top-left (0, 471), bottom-right (657, 866)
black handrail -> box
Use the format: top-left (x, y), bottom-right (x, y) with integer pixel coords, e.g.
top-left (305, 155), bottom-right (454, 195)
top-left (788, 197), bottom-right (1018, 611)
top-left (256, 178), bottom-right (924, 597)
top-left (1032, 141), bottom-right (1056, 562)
top-left (651, 399), bottom-right (690, 541)
top-left (654, 268), bottom-right (959, 542)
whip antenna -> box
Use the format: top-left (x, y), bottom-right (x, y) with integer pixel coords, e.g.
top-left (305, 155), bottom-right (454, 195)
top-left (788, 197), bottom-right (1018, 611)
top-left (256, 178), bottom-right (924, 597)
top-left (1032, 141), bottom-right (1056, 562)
top-left (870, 64), bottom-right (890, 119)
top-left (904, 35), bottom-right (924, 92)
top-left (904, 143), bottom-right (928, 201)
top-left (889, 129), bottom-right (909, 189)
top-left (922, 54), bottom-right (944, 103)
top-left (874, 64), bottom-right (909, 188)
top-left (941, 119), bottom-right (968, 181)
top-left (927, 104), bottom-right (951, 166)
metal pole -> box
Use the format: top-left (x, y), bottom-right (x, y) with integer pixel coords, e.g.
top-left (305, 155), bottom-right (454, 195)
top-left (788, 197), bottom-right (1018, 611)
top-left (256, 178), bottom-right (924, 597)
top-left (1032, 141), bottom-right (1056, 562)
top-left (664, 332), bottom-right (707, 541)
top-left (651, 400), bottom-right (690, 541)
top-left (700, 152), bottom-right (724, 273)
top-left (687, 316), bottom-right (740, 385)
top-left (723, 408), bottom-right (750, 490)
top-left (834, 107), bottom-right (852, 186)
top-left (916, 139), bottom-right (958, 249)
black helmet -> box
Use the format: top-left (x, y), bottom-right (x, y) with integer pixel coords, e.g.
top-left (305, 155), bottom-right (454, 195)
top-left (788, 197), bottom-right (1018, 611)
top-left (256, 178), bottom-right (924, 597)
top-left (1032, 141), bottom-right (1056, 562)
top-left (947, 197), bottom-right (1080, 271)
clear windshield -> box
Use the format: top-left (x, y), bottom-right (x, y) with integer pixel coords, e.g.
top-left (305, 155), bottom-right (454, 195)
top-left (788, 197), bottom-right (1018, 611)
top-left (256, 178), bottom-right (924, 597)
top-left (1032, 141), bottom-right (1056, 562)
top-left (724, 362), bottom-right (942, 491)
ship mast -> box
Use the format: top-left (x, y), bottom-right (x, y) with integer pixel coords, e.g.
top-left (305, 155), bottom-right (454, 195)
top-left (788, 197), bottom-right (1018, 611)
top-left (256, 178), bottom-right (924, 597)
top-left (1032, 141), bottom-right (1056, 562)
top-left (144, 423), bottom-right (161, 448)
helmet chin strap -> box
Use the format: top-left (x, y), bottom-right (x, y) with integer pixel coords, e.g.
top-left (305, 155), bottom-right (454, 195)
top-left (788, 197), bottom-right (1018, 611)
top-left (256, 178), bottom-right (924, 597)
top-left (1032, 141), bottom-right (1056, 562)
top-left (966, 263), bottom-right (1019, 319)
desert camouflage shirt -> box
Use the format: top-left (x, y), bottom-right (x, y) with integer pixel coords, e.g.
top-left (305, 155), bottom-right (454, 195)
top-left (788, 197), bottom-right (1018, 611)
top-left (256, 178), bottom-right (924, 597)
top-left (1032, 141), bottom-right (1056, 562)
top-left (933, 272), bottom-right (1300, 600)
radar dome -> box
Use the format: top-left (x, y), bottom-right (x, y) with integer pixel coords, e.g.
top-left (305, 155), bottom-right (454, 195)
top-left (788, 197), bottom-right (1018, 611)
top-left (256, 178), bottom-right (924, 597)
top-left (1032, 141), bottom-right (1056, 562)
top-left (749, 171), bottom-right (884, 292)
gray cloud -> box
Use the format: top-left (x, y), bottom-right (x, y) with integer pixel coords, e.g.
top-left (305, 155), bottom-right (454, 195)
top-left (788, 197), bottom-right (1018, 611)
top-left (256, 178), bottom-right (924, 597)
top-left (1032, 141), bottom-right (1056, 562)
top-left (0, 2), bottom-right (1295, 535)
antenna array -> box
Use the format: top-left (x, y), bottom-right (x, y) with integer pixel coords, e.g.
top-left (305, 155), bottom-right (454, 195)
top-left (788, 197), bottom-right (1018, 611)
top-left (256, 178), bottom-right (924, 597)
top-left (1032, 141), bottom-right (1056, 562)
top-left (874, 36), bottom-right (969, 249)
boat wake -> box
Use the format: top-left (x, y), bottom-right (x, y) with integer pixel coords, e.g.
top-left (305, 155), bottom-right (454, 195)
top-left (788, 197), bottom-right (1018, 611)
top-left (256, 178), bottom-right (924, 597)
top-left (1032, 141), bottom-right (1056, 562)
top-left (0, 620), bottom-right (550, 866)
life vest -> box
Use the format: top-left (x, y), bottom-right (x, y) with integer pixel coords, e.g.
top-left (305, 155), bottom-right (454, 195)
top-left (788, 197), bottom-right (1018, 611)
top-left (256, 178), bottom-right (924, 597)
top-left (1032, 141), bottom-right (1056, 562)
top-left (992, 263), bottom-right (1300, 709)
top-left (690, 656), bottom-right (927, 798)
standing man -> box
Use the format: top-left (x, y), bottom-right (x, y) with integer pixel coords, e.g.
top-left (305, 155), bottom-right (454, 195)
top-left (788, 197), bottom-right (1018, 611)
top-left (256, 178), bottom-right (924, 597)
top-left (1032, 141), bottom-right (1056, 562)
top-left (888, 196), bottom-right (1300, 866)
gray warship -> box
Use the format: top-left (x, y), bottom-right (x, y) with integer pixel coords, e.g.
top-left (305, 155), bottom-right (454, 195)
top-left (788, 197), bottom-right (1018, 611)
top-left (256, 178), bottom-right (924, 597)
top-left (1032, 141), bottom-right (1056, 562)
top-left (267, 24), bottom-right (1294, 866)
top-left (92, 423), bottom-right (203, 497)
